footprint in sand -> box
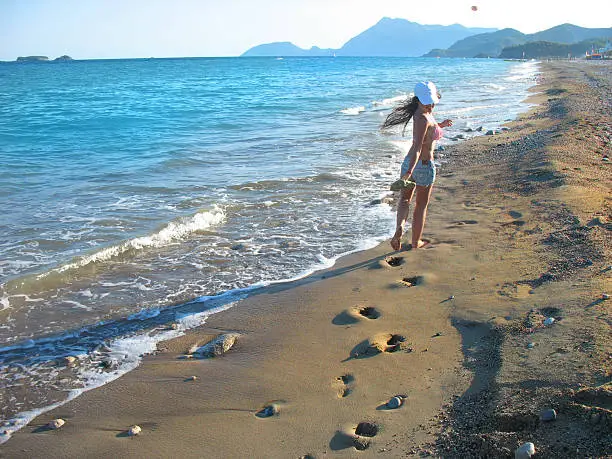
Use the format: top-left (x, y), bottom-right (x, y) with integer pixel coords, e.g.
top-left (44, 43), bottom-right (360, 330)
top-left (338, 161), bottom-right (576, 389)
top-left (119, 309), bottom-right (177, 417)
top-left (332, 374), bottom-right (355, 398)
top-left (332, 305), bottom-right (381, 325)
top-left (348, 333), bottom-right (408, 359)
top-left (448, 219), bottom-right (479, 228)
top-left (399, 275), bottom-right (424, 288)
top-left (497, 282), bottom-right (532, 299)
top-left (381, 255), bottom-right (405, 268)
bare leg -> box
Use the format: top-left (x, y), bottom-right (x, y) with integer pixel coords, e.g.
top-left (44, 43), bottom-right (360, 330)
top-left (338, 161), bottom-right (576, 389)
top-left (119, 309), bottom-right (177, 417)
top-left (411, 185), bottom-right (433, 249)
top-left (390, 186), bottom-right (416, 251)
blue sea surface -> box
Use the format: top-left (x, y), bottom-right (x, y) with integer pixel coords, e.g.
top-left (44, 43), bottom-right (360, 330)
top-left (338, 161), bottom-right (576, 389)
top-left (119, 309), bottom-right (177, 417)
top-left (0, 56), bottom-right (539, 439)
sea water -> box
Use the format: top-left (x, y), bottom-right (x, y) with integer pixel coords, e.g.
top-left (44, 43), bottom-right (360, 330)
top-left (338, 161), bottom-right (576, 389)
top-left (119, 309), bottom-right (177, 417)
top-left (0, 56), bottom-right (539, 440)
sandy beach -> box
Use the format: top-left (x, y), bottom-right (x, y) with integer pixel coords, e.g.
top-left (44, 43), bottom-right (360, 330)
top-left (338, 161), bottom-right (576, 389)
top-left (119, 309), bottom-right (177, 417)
top-left (2, 60), bottom-right (610, 458)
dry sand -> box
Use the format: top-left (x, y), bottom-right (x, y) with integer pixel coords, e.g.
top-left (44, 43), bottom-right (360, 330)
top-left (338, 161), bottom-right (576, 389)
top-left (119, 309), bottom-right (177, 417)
top-left (1, 61), bottom-right (610, 458)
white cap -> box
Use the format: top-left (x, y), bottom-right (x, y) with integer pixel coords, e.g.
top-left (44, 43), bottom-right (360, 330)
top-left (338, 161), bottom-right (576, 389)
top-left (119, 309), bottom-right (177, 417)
top-left (414, 81), bottom-right (440, 105)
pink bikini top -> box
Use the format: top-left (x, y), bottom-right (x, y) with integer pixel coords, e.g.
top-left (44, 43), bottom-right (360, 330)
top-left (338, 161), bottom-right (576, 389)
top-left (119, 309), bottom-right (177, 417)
top-left (428, 115), bottom-right (443, 141)
top-left (432, 124), bottom-right (444, 141)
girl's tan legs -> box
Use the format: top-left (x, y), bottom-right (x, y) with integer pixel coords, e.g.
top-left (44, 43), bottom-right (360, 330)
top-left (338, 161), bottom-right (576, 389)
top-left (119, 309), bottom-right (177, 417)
top-left (390, 186), bottom-right (416, 251)
top-left (411, 184), bottom-right (433, 249)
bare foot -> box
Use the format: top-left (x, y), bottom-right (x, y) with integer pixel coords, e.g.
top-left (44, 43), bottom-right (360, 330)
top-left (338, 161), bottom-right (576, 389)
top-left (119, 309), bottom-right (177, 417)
top-left (390, 231), bottom-right (402, 251)
top-left (411, 239), bottom-right (429, 250)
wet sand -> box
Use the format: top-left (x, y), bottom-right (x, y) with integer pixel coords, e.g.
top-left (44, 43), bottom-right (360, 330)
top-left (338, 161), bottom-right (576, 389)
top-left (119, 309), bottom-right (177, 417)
top-left (2, 60), bottom-right (610, 458)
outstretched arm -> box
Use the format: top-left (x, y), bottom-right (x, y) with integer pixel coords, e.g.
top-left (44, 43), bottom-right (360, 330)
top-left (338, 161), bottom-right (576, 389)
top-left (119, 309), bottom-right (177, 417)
top-left (438, 118), bottom-right (453, 128)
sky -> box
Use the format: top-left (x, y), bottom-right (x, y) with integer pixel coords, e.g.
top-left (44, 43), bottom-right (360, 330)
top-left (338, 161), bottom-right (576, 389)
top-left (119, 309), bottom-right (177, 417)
top-left (1, 0), bottom-right (611, 60)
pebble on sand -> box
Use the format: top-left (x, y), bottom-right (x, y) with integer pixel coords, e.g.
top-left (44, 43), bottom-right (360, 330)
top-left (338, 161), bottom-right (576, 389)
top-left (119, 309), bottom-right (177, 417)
top-left (386, 396), bottom-right (404, 409)
top-left (515, 442), bottom-right (536, 458)
top-left (128, 425), bottom-right (142, 436)
top-left (192, 333), bottom-right (239, 358)
top-left (256, 404), bottom-right (279, 418)
top-left (352, 435), bottom-right (371, 451)
top-left (540, 408), bottom-right (557, 422)
top-left (47, 419), bottom-right (65, 430)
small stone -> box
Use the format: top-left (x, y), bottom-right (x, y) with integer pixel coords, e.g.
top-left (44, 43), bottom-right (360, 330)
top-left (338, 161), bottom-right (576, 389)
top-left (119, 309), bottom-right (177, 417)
top-left (128, 425), bottom-right (142, 436)
top-left (386, 396), bottom-right (404, 409)
top-left (540, 408), bottom-right (557, 422)
top-left (100, 358), bottom-right (118, 369)
top-left (543, 317), bottom-right (555, 326)
top-left (515, 442), bottom-right (536, 458)
top-left (352, 436), bottom-right (371, 450)
top-left (193, 333), bottom-right (239, 358)
top-left (256, 404), bottom-right (279, 418)
top-left (47, 419), bottom-right (65, 430)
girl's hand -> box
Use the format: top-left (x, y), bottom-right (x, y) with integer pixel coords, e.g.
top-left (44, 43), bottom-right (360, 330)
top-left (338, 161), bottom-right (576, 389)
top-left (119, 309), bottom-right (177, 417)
top-left (439, 119), bottom-right (453, 128)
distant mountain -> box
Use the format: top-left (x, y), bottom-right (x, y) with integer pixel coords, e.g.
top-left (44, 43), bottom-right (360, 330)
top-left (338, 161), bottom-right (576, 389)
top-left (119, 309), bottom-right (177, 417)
top-left (423, 24), bottom-right (612, 58)
top-left (241, 17), bottom-right (496, 57)
top-left (529, 24), bottom-right (612, 44)
top-left (338, 18), bottom-right (496, 57)
top-left (424, 28), bottom-right (526, 58)
top-left (242, 42), bottom-right (335, 57)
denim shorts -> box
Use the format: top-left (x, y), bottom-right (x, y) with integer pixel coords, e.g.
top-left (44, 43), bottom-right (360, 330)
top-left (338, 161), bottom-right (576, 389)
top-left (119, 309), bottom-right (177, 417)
top-left (401, 158), bottom-right (436, 187)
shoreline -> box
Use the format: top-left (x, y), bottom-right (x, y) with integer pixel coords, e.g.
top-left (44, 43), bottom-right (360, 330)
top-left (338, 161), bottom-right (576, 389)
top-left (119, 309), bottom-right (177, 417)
top-left (2, 60), bottom-right (610, 458)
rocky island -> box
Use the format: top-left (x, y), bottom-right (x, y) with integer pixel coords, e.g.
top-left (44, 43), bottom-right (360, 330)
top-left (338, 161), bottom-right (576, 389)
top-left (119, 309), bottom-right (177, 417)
top-left (16, 56), bottom-right (49, 62)
top-left (15, 55), bottom-right (73, 62)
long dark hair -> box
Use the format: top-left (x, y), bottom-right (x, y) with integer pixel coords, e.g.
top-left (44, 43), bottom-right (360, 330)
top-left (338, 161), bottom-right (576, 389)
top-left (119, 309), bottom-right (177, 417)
top-left (380, 96), bottom-right (419, 135)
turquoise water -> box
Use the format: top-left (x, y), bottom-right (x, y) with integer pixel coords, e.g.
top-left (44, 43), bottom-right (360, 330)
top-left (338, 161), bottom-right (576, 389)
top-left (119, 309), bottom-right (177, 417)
top-left (0, 57), bottom-right (539, 438)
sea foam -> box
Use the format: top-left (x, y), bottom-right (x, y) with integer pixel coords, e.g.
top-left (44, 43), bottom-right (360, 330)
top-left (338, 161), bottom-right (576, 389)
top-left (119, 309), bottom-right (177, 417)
top-left (46, 206), bottom-right (226, 275)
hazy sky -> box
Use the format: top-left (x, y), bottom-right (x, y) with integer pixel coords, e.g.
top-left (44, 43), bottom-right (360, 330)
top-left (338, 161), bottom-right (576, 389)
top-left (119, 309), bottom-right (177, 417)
top-left (2, 0), bottom-right (611, 60)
